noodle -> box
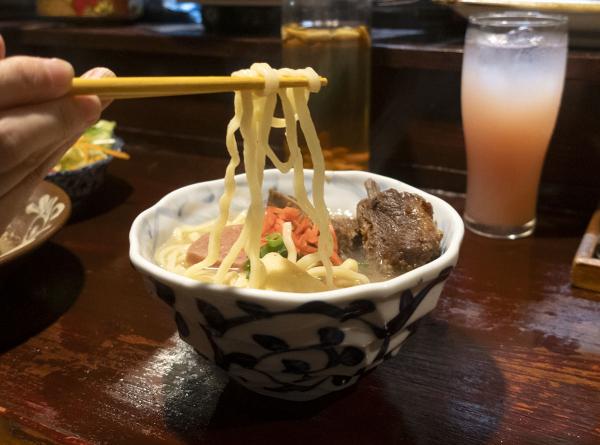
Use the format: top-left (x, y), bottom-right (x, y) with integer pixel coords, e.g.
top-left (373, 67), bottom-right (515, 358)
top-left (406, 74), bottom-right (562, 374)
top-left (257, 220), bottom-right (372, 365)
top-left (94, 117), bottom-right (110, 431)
top-left (282, 222), bottom-right (297, 263)
top-left (155, 63), bottom-right (368, 292)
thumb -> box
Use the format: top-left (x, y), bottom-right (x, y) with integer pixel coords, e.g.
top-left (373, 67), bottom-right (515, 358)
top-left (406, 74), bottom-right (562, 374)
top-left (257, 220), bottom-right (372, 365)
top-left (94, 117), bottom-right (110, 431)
top-left (0, 35), bottom-right (5, 59)
top-left (81, 67), bottom-right (116, 110)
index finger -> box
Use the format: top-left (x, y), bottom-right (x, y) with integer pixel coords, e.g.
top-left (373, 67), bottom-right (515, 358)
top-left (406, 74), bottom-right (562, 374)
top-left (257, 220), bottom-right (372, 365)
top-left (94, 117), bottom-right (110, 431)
top-left (0, 35), bottom-right (5, 60)
top-left (0, 56), bottom-right (74, 109)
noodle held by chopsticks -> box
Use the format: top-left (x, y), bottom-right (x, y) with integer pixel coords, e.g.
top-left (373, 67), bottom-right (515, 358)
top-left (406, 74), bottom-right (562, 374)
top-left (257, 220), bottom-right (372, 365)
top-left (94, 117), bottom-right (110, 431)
top-left (156, 64), bottom-right (368, 291)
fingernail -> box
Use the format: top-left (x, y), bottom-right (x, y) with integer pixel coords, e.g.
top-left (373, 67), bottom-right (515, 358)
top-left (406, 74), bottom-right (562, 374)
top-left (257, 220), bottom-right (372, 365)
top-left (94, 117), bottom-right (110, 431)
top-left (83, 67), bottom-right (114, 79)
top-left (43, 58), bottom-right (74, 84)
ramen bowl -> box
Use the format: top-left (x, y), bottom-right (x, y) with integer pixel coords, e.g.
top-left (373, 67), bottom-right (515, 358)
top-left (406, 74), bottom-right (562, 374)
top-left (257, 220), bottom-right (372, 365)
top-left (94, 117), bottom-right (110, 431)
top-left (129, 170), bottom-right (464, 401)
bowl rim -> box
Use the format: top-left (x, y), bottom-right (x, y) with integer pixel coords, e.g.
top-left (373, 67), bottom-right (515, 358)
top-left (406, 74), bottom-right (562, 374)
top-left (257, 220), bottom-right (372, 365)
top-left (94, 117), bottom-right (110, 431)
top-left (129, 169), bottom-right (464, 303)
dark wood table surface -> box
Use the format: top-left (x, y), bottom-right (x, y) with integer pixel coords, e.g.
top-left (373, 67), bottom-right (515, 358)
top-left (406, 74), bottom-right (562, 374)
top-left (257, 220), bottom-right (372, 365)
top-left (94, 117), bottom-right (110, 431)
top-left (0, 135), bottom-right (599, 445)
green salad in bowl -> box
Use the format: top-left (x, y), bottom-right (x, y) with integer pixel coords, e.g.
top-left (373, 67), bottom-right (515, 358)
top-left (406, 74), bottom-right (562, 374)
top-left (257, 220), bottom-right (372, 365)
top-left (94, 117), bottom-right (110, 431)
top-left (46, 120), bottom-right (128, 204)
top-left (51, 120), bottom-right (127, 172)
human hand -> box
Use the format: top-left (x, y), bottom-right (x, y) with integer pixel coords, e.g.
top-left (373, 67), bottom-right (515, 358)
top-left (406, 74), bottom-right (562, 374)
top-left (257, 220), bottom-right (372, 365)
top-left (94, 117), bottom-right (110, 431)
top-left (0, 35), bottom-right (115, 234)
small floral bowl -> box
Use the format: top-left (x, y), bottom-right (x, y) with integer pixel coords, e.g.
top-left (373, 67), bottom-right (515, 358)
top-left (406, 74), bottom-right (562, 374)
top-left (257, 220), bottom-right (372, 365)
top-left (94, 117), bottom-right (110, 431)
top-left (45, 137), bottom-right (124, 205)
top-left (129, 170), bottom-right (464, 401)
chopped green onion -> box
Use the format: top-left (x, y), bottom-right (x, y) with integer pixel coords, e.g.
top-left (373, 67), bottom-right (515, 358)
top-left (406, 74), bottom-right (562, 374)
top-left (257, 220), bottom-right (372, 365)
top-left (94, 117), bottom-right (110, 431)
top-left (266, 232), bottom-right (283, 249)
top-left (247, 233), bottom-right (288, 275)
top-left (259, 244), bottom-right (271, 258)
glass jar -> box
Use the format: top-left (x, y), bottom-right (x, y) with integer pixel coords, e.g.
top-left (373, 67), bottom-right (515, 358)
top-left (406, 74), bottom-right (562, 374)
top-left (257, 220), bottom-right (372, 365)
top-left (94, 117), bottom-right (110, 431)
top-left (282, 0), bottom-right (371, 171)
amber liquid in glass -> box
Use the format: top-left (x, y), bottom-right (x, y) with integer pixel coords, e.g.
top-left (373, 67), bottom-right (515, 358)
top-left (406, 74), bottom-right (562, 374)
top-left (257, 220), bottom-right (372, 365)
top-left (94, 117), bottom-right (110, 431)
top-left (282, 23), bottom-right (371, 171)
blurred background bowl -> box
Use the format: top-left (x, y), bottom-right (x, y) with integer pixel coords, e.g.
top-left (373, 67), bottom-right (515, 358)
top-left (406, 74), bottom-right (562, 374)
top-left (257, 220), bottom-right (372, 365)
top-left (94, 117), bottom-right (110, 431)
top-left (45, 137), bottom-right (124, 206)
top-left (36, 0), bottom-right (143, 21)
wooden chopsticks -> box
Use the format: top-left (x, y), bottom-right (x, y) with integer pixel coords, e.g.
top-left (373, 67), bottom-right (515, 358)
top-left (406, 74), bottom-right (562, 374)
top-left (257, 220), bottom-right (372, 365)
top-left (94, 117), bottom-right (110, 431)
top-left (71, 76), bottom-right (328, 100)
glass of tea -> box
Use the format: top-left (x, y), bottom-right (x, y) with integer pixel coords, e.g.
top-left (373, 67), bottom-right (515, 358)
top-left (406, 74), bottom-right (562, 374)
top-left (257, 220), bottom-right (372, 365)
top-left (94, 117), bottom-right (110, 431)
top-left (461, 12), bottom-right (568, 239)
top-left (282, 0), bottom-right (371, 171)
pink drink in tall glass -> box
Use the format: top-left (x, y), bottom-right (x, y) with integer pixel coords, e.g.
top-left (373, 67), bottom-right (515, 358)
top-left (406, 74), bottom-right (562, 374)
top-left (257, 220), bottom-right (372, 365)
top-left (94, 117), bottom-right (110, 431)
top-left (461, 13), bottom-right (567, 239)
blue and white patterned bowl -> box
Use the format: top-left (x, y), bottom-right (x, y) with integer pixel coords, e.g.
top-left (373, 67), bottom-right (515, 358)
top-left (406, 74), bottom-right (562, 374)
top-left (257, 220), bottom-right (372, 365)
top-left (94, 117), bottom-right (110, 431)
top-left (129, 170), bottom-right (464, 401)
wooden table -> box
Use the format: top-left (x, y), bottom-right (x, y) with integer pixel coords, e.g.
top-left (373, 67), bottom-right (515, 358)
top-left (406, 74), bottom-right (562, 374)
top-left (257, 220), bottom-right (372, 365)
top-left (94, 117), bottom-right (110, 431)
top-left (0, 135), bottom-right (599, 445)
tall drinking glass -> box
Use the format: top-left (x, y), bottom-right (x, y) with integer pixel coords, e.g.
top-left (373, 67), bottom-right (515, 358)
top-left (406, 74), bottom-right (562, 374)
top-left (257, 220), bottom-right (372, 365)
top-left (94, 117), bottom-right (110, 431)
top-left (461, 12), bottom-right (568, 239)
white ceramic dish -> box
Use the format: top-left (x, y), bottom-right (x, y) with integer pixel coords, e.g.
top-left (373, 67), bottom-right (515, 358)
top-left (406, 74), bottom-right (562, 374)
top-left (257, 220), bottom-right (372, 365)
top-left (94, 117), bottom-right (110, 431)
top-left (436, 0), bottom-right (600, 46)
top-left (129, 169), bottom-right (464, 401)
